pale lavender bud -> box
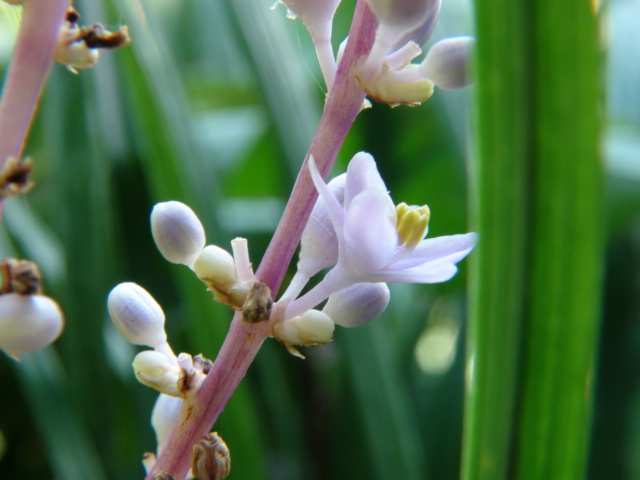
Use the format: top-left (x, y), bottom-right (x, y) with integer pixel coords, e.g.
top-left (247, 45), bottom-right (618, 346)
top-left (322, 283), bottom-right (390, 328)
top-left (421, 36), bottom-right (475, 90)
top-left (273, 309), bottom-right (335, 346)
top-left (108, 283), bottom-right (167, 348)
top-left (366, 0), bottom-right (439, 32)
top-left (392, 0), bottom-right (441, 49)
top-left (151, 201), bottom-right (206, 268)
top-left (0, 294), bottom-right (64, 354)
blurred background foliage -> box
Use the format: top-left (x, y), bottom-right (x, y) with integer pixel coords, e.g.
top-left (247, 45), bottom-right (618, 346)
top-left (0, 0), bottom-right (638, 479)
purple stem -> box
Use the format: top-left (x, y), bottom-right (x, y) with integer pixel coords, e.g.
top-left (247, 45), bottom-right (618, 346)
top-left (0, 0), bottom-right (70, 165)
top-left (145, 2), bottom-right (378, 479)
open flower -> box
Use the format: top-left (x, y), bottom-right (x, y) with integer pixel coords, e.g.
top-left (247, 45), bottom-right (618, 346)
top-left (284, 152), bottom-right (476, 319)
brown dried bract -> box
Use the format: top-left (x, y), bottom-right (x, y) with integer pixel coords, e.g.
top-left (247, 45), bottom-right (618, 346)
top-left (191, 432), bottom-right (231, 480)
top-left (193, 354), bottom-right (214, 374)
top-left (151, 474), bottom-right (175, 480)
top-left (241, 281), bottom-right (272, 324)
top-left (0, 157), bottom-right (34, 199)
top-left (0, 258), bottom-right (42, 295)
top-left (82, 24), bottom-right (131, 49)
top-left (63, 6), bottom-right (131, 50)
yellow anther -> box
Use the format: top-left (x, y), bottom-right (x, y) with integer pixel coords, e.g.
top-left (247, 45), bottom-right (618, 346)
top-left (395, 202), bottom-right (430, 249)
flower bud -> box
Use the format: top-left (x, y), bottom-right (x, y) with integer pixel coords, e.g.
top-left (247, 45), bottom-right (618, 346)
top-left (108, 283), bottom-right (167, 348)
top-left (322, 283), bottom-right (390, 327)
top-left (191, 432), bottom-right (231, 480)
top-left (421, 36), bottom-right (475, 90)
top-left (392, 0), bottom-right (441, 49)
top-left (133, 350), bottom-right (181, 397)
top-left (0, 294), bottom-right (64, 355)
top-left (193, 246), bottom-right (249, 308)
top-left (366, 0), bottom-right (438, 31)
top-left (151, 201), bottom-right (206, 268)
top-left (273, 309), bottom-right (334, 346)
top-left (151, 394), bottom-right (183, 455)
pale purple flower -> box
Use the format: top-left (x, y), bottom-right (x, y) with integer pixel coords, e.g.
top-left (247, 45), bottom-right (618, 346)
top-left (356, 0), bottom-right (474, 105)
top-left (284, 152), bottom-right (476, 320)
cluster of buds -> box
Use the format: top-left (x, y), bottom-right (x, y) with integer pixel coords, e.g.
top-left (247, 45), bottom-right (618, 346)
top-left (0, 258), bottom-right (64, 359)
top-left (53, 6), bottom-right (130, 74)
top-left (275, 0), bottom-right (474, 105)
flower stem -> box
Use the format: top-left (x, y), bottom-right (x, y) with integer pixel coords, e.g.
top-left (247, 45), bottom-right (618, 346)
top-left (0, 0), bottom-right (70, 165)
top-left (144, 2), bottom-right (378, 479)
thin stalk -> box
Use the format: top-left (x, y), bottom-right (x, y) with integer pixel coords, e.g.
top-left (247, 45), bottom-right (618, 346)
top-left (144, 2), bottom-right (378, 478)
top-left (0, 0), bottom-right (70, 164)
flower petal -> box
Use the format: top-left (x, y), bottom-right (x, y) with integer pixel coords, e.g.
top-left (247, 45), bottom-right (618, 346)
top-left (342, 189), bottom-right (398, 272)
top-left (308, 156), bottom-right (346, 242)
top-left (344, 152), bottom-right (389, 208)
top-left (393, 232), bottom-right (478, 270)
top-left (376, 261), bottom-right (459, 283)
top-left (297, 173), bottom-right (347, 276)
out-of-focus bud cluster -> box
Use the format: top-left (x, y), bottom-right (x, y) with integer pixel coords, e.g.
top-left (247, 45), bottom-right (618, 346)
top-left (274, 0), bottom-right (474, 105)
top-left (0, 258), bottom-right (64, 359)
top-left (356, 0), bottom-right (474, 105)
top-left (53, 6), bottom-right (130, 74)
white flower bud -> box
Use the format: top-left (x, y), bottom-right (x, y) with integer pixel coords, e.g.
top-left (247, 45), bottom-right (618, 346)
top-left (193, 245), bottom-right (249, 308)
top-left (133, 350), bottom-right (181, 397)
top-left (151, 394), bottom-right (183, 455)
top-left (193, 246), bottom-right (236, 287)
top-left (274, 309), bottom-right (334, 346)
top-left (297, 174), bottom-right (346, 277)
top-left (323, 283), bottom-right (390, 328)
top-left (151, 201), bottom-right (206, 268)
top-left (421, 36), bottom-right (475, 90)
top-left (108, 283), bottom-right (167, 348)
top-left (0, 294), bottom-right (64, 355)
